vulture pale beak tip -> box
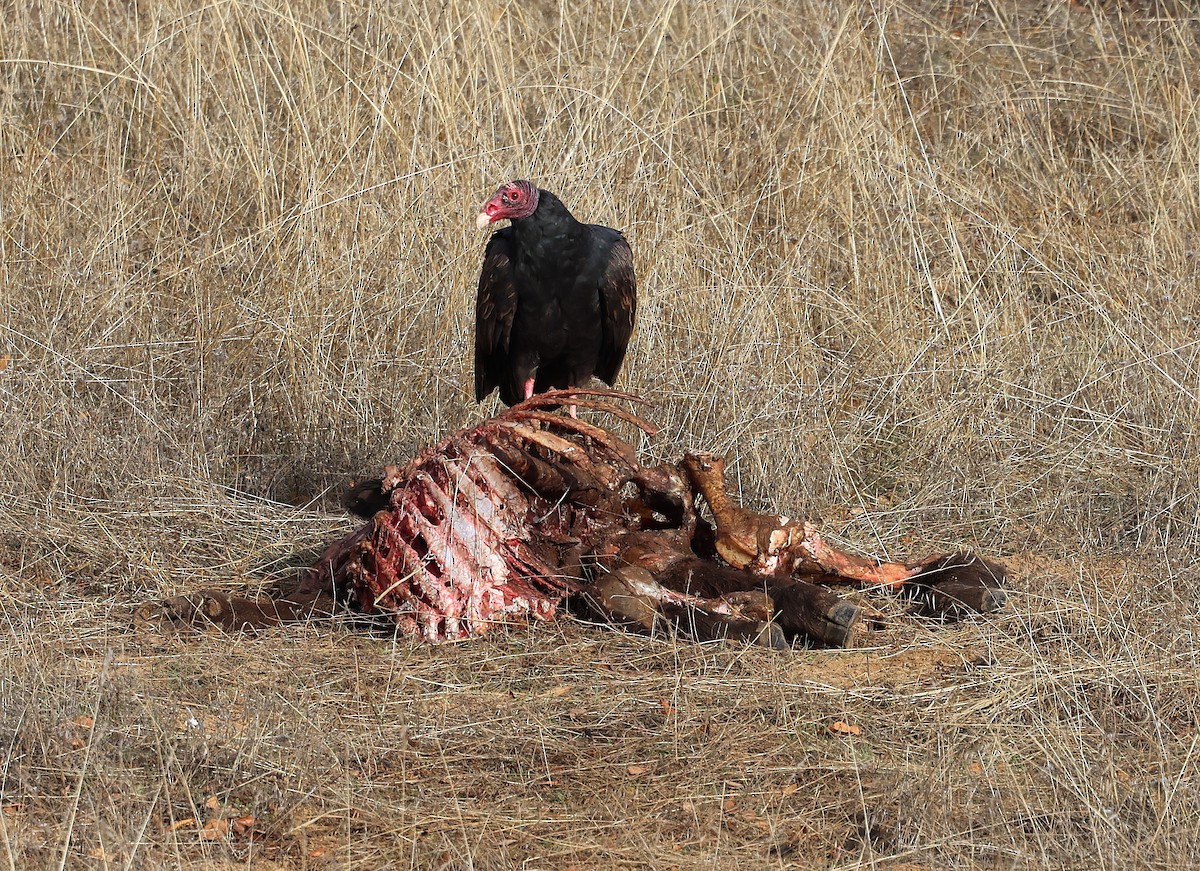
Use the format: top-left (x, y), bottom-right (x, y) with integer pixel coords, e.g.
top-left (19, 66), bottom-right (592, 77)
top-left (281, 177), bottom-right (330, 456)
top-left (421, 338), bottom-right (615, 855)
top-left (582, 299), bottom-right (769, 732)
top-left (476, 211), bottom-right (493, 230)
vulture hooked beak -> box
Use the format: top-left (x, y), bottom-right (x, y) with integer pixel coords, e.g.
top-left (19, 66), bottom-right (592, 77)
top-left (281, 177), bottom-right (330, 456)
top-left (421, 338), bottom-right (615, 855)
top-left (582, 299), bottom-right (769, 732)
top-left (475, 180), bottom-right (540, 230)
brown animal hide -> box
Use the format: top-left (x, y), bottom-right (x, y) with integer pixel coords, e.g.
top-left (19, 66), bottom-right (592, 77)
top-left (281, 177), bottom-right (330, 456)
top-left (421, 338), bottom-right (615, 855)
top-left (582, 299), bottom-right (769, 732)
top-left (136, 390), bottom-right (1007, 646)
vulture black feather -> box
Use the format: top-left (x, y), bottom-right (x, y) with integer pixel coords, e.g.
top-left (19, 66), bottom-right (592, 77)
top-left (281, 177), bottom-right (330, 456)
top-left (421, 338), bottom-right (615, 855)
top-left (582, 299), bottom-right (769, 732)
top-left (474, 180), bottom-right (637, 406)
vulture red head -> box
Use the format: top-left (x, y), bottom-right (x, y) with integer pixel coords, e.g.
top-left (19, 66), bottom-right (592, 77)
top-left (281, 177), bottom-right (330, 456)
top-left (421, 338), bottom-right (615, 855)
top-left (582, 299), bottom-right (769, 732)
top-left (476, 180), bottom-right (540, 228)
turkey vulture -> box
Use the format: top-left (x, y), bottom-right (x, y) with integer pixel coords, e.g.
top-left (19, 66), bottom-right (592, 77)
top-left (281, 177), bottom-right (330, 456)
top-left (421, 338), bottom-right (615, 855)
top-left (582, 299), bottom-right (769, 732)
top-left (473, 180), bottom-right (637, 405)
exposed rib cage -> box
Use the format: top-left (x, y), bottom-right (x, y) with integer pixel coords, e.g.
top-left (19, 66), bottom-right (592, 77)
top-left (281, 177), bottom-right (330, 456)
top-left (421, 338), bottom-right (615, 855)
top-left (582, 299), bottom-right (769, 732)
top-left (301, 390), bottom-right (656, 642)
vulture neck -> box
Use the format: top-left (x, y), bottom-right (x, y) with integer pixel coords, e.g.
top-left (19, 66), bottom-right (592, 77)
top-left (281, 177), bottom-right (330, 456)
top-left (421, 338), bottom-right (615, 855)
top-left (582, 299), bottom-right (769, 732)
top-left (509, 189), bottom-right (582, 254)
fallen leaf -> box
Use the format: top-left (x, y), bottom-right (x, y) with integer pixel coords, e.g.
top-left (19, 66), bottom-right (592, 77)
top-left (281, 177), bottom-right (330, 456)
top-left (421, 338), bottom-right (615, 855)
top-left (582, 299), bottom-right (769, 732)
top-left (167, 818), bottom-right (197, 832)
top-left (232, 815), bottom-right (257, 834)
top-left (781, 783), bottom-right (799, 796)
top-left (200, 818), bottom-right (229, 841)
top-left (2, 804), bottom-right (25, 816)
top-left (723, 799), bottom-right (738, 813)
top-left (547, 685), bottom-right (573, 697)
top-left (73, 716), bottom-right (95, 729)
top-left (626, 764), bottom-right (649, 776)
top-left (204, 795), bottom-right (220, 812)
top-left (658, 698), bottom-right (675, 716)
top-left (828, 720), bottom-right (863, 736)
top-left (0, 354), bottom-right (9, 372)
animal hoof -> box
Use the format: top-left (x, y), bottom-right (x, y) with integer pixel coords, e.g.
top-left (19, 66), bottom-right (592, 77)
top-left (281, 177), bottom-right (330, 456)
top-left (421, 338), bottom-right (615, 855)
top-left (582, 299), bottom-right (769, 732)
top-left (905, 552), bottom-right (1009, 618)
top-left (752, 622), bottom-right (789, 650)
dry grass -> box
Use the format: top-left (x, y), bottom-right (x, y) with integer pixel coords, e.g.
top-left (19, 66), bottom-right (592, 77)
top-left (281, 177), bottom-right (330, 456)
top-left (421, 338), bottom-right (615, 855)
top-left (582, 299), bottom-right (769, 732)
top-left (3, 0), bottom-right (1200, 867)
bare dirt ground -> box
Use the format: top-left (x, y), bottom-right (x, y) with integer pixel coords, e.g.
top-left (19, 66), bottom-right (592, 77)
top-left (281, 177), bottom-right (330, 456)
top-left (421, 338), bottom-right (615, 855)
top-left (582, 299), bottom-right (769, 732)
top-left (4, 0), bottom-right (1200, 868)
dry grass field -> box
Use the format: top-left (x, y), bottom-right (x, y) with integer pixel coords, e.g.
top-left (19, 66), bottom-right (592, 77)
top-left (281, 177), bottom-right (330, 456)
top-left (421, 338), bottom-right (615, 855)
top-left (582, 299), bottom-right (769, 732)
top-left (3, 0), bottom-right (1200, 867)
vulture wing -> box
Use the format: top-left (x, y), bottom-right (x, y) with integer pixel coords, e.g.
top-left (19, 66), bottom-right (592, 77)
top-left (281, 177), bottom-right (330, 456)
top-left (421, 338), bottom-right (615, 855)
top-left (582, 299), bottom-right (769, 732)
top-left (474, 230), bottom-right (519, 402)
top-left (595, 231), bottom-right (637, 385)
